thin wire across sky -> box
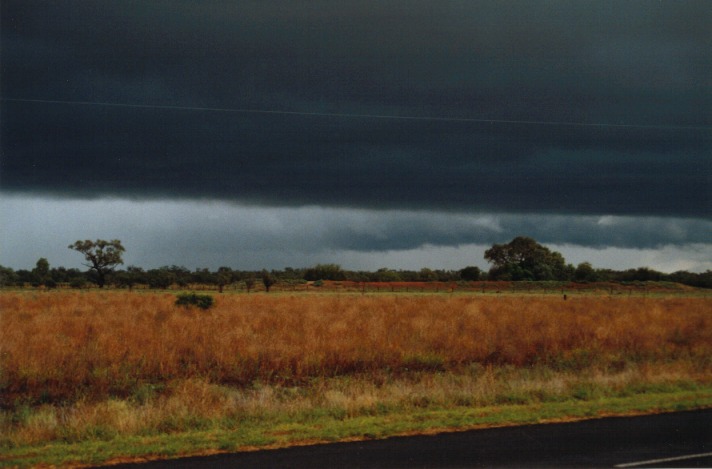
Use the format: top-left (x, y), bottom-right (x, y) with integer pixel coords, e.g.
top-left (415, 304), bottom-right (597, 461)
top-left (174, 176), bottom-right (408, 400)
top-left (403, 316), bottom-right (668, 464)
top-left (2, 97), bottom-right (710, 131)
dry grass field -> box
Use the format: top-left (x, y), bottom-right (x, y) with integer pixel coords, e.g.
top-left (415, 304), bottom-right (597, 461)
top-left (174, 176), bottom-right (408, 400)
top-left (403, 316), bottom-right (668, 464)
top-left (1, 291), bottom-right (711, 460)
top-left (3, 291), bottom-right (711, 401)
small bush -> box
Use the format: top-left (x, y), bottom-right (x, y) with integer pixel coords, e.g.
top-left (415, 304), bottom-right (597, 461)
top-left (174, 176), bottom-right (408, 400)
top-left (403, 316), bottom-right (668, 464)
top-left (175, 293), bottom-right (214, 310)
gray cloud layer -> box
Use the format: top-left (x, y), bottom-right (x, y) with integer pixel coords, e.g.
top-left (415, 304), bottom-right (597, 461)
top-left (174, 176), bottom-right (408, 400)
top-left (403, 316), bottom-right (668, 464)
top-left (2, 196), bottom-right (710, 271)
top-left (2, 1), bottom-right (710, 217)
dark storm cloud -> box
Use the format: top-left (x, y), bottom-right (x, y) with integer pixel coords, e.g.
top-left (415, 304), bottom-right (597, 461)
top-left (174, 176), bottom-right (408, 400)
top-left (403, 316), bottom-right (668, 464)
top-left (2, 1), bottom-right (710, 217)
top-left (299, 212), bottom-right (712, 252)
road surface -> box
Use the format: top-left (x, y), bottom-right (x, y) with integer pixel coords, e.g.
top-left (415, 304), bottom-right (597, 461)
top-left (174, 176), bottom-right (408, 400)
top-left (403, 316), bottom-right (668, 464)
top-left (108, 408), bottom-right (712, 468)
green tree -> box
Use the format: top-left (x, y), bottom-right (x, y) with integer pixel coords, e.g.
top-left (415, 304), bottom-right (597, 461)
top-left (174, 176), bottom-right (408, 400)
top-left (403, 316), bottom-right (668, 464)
top-left (49, 266), bottom-right (72, 284)
top-left (669, 270), bottom-right (712, 289)
top-left (262, 270), bottom-right (276, 292)
top-left (418, 268), bottom-right (438, 282)
top-left (304, 264), bottom-right (346, 281)
top-left (0, 265), bottom-right (17, 287)
top-left (69, 277), bottom-right (87, 289)
top-left (373, 268), bottom-right (401, 282)
top-left (32, 258), bottom-right (51, 286)
top-left (192, 268), bottom-right (214, 285)
top-left (459, 266), bottom-right (482, 281)
top-left (146, 268), bottom-right (176, 289)
top-left (485, 236), bottom-right (568, 281)
top-left (14, 269), bottom-right (33, 286)
top-left (574, 262), bottom-right (598, 282)
top-left (68, 239), bottom-right (125, 288)
top-left (215, 266), bottom-right (233, 293)
top-left (116, 266), bottom-right (146, 291)
top-left (167, 265), bottom-right (191, 287)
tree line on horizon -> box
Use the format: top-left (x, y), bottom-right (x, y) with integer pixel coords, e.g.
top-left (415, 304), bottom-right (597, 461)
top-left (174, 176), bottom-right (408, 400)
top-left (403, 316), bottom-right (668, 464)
top-left (1, 237), bottom-right (710, 290)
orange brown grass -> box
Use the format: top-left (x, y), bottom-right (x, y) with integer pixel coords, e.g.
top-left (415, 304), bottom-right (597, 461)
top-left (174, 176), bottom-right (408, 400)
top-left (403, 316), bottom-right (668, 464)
top-left (1, 292), bottom-right (710, 406)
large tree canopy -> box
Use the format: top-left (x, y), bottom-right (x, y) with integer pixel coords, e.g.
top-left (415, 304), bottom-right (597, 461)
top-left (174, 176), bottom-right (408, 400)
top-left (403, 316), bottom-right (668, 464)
top-left (485, 236), bottom-right (570, 281)
top-left (68, 239), bottom-right (125, 288)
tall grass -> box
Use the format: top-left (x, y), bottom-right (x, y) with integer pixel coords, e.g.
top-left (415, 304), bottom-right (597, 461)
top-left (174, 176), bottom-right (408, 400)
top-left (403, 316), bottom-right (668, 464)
top-left (2, 291), bottom-right (711, 454)
top-left (3, 363), bottom-right (707, 448)
top-left (2, 292), bottom-right (710, 406)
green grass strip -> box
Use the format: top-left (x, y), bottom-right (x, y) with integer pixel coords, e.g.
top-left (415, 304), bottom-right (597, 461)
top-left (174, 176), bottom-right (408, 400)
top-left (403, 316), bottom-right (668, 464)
top-left (3, 388), bottom-right (712, 468)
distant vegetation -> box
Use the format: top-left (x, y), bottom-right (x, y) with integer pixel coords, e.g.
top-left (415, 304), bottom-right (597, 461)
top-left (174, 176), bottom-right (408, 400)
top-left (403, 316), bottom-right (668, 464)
top-left (1, 236), bottom-right (710, 290)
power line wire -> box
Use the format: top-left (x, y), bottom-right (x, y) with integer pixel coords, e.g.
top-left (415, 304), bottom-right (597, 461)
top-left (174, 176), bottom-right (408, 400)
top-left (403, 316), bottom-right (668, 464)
top-left (1, 97), bottom-right (710, 131)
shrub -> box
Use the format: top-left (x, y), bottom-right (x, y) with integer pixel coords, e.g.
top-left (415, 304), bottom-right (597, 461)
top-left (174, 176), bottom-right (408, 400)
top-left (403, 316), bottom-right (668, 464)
top-left (69, 277), bottom-right (86, 289)
top-left (175, 293), bottom-right (214, 310)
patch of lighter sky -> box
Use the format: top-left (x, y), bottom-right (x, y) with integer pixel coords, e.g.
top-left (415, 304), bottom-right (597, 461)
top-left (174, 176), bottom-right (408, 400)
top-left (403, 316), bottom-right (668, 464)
top-left (334, 244), bottom-right (492, 271)
top-left (553, 244), bottom-right (712, 274)
top-left (1, 195), bottom-right (710, 272)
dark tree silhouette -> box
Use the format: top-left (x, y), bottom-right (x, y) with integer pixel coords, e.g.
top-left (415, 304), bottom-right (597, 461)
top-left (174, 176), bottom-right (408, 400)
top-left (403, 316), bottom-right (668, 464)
top-left (485, 236), bottom-right (569, 281)
top-left (68, 239), bottom-right (125, 288)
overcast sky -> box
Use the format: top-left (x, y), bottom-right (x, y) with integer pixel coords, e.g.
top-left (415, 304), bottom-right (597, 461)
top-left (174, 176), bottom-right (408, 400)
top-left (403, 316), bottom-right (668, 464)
top-left (1, 1), bottom-right (710, 272)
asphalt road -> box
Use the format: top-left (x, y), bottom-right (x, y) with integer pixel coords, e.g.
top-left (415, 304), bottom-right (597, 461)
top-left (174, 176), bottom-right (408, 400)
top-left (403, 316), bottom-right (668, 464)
top-left (108, 409), bottom-right (712, 468)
